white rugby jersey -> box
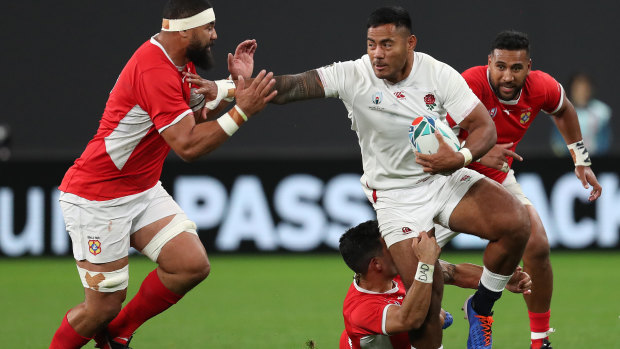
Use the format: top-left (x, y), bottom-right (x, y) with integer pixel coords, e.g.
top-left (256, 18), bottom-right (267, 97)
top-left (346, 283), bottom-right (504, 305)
top-left (317, 52), bottom-right (480, 190)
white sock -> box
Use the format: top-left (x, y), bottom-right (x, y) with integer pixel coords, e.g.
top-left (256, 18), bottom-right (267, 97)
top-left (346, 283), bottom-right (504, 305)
top-left (480, 266), bottom-right (512, 292)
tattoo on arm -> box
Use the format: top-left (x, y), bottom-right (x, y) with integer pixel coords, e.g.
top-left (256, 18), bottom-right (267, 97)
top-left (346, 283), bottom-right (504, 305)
top-left (439, 259), bottom-right (456, 285)
top-left (271, 70), bottom-right (325, 104)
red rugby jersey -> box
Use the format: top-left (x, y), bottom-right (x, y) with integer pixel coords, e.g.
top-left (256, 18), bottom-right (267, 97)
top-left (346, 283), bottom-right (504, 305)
top-left (342, 276), bottom-right (410, 349)
top-left (460, 65), bottom-right (563, 183)
top-left (59, 37), bottom-right (197, 200)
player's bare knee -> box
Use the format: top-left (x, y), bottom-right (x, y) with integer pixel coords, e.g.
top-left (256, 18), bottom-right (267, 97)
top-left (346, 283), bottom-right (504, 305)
top-left (83, 298), bottom-right (123, 325)
top-left (507, 202), bottom-right (531, 246)
top-left (186, 255), bottom-right (211, 284)
top-left (524, 233), bottom-right (550, 265)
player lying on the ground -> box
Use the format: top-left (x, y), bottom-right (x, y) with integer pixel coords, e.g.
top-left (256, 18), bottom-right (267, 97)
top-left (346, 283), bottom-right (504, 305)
top-left (338, 220), bottom-right (531, 349)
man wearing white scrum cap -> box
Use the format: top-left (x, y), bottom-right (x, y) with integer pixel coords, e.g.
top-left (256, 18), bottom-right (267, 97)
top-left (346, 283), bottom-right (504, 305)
top-left (49, 0), bottom-right (276, 348)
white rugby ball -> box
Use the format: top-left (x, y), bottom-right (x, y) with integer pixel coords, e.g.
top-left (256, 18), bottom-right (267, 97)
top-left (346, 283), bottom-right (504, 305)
top-left (408, 116), bottom-right (461, 154)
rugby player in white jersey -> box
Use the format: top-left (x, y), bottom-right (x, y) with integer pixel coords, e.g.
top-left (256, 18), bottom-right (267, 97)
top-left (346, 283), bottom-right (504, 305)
top-left (188, 6), bottom-right (530, 349)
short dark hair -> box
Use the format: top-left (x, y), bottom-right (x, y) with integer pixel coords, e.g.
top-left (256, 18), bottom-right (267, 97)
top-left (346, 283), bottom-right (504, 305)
top-left (339, 220), bottom-right (384, 275)
top-left (367, 6), bottom-right (412, 32)
top-left (163, 0), bottom-right (212, 19)
top-left (491, 30), bottom-right (530, 56)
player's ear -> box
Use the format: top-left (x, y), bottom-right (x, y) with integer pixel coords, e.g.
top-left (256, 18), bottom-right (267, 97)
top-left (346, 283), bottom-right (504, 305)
top-left (408, 35), bottom-right (417, 51)
top-left (368, 256), bottom-right (381, 272)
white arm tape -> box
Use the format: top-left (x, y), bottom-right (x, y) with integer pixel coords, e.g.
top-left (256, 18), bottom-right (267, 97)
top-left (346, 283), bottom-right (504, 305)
top-left (414, 262), bottom-right (434, 284)
top-left (458, 147), bottom-right (473, 167)
top-left (204, 79), bottom-right (236, 110)
top-left (567, 140), bottom-right (592, 166)
top-left (217, 112), bottom-right (239, 136)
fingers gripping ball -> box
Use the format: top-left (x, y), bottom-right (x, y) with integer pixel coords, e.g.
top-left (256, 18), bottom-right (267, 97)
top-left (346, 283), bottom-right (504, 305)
top-left (408, 116), bottom-right (461, 154)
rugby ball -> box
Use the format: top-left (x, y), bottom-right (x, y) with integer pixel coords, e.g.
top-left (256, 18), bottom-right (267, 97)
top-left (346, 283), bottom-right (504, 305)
top-left (408, 116), bottom-right (461, 154)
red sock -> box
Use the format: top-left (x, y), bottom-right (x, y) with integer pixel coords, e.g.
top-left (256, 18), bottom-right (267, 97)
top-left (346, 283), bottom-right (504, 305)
top-left (529, 310), bottom-right (551, 347)
top-left (106, 269), bottom-right (183, 344)
top-left (50, 311), bottom-right (92, 349)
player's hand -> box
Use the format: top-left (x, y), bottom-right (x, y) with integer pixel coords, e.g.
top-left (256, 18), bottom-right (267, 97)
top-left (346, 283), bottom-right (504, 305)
top-left (228, 39), bottom-right (257, 80)
top-left (574, 166), bottom-right (602, 201)
top-left (478, 142), bottom-right (523, 172)
top-left (415, 131), bottom-right (462, 175)
top-left (411, 231), bottom-right (441, 265)
top-left (234, 70), bottom-right (277, 117)
top-left (505, 266), bottom-right (532, 294)
top-left (184, 72), bottom-right (218, 101)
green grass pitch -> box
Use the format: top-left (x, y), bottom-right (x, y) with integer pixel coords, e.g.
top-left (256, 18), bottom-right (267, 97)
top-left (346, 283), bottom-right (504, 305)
top-left (1, 251), bottom-right (619, 348)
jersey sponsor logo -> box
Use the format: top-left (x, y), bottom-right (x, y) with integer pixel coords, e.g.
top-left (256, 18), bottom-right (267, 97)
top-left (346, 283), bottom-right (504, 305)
top-left (88, 239), bottom-right (102, 256)
top-left (402, 227), bottom-right (412, 234)
top-left (394, 91), bottom-right (406, 100)
top-left (519, 111), bottom-right (532, 124)
top-left (489, 107), bottom-right (497, 118)
top-left (372, 91), bottom-right (383, 105)
top-left (424, 93), bottom-right (437, 111)
top-left (460, 175), bottom-right (471, 182)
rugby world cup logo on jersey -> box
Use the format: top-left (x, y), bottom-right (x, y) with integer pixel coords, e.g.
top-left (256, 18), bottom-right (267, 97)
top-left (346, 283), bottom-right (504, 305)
top-left (424, 93), bottom-right (437, 111)
top-left (88, 239), bottom-right (102, 256)
top-left (489, 107), bottom-right (497, 118)
top-left (372, 91), bottom-right (383, 105)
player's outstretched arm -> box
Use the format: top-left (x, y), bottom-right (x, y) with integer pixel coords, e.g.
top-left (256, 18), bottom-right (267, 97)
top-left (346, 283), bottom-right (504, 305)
top-left (440, 260), bottom-right (531, 294)
top-left (161, 70), bottom-right (277, 162)
top-left (270, 70), bottom-right (326, 104)
top-left (384, 232), bottom-right (441, 334)
top-left (551, 96), bottom-right (602, 201)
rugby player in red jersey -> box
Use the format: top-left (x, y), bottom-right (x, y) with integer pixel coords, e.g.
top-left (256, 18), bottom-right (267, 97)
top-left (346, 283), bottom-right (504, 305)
top-left (445, 30), bottom-right (602, 349)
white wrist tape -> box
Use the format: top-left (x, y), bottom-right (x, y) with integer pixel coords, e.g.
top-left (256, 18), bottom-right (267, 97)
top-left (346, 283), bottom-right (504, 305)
top-left (414, 262), bottom-right (434, 284)
top-left (567, 140), bottom-right (592, 166)
top-left (458, 147), bottom-right (473, 167)
top-left (204, 79), bottom-right (236, 110)
top-left (162, 8), bottom-right (215, 31)
top-left (234, 105), bottom-right (248, 121)
top-left (217, 112), bottom-right (239, 136)
top-left (224, 75), bottom-right (235, 102)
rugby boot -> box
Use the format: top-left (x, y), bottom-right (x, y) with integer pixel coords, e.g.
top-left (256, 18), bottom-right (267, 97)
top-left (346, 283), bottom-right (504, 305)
top-left (463, 295), bottom-right (494, 348)
top-left (442, 310), bottom-right (454, 330)
top-left (531, 338), bottom-right (553, 349)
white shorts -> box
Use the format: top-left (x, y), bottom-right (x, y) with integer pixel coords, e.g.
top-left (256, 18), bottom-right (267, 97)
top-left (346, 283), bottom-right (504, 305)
top-left (59, 182), bottom-right (185, 263)
top-left (363, 168), bottom-right (485, 248)
top-left (433, 169), bottom-right (532, 247)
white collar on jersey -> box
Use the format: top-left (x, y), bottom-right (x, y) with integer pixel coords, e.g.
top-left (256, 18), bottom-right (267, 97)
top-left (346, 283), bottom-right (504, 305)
top-left (486, 68), bottom-right (522, 105)
top-left (150, 35), bottom-right (186, 72)
top-left (352, 276), bottom-right (400, 295)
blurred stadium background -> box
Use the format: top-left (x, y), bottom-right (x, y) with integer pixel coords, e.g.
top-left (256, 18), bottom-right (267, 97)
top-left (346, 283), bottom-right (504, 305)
top-left (1, 0), bottom-right (619, 347)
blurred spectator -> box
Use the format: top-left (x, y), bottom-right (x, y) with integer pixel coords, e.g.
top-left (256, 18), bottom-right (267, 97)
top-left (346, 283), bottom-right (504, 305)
top-left (551, 73), bottom-right (612, 156)
top-left (0, 123), bottom-right (11, 161)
